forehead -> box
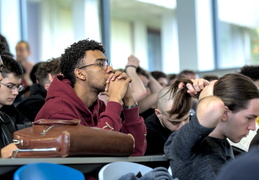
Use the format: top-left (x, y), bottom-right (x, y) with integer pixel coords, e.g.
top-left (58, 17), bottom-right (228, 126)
top-left (16, 42), bottom-right (28, 50)
top-left (2, 73), bottom-right (21, 82)
top-left (237, 98), bottom-right (259, 117)
top-left (84, 50), bottom-right (106, 63)
top-left (166, 112), bottom-right (190, 122)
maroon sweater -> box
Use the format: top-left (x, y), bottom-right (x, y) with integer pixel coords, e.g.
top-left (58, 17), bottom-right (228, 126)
top-left (35, 75), bottom-right (146, 156)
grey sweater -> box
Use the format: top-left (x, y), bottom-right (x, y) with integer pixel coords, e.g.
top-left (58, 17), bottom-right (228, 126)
top-left (164, 114), bottom-right (234, 180)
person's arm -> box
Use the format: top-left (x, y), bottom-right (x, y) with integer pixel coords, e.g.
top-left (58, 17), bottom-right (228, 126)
top-left (148, 74), bottom-right (163, 94)
top-left (125, 55), bottom-right (148, 102)
top-left (196, 80), bottom-right (226, 128)
top-left (138, 74), bottom-right (163, 113)
top-left (98, 74), bottom-right (132, 131)
top-left (1, 143), bottom-right (17, 159)
top-left (120, 84), bottom-right (147, 156)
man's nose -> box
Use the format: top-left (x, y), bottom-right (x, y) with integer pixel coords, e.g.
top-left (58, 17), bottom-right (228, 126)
top-left (106, 65), bottom-right (114, 73)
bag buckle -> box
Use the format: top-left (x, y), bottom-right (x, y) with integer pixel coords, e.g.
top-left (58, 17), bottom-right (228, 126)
top-left (11, 147), bottom-right (57, 158)
top-left (13, 139), bottom-right (23, 145)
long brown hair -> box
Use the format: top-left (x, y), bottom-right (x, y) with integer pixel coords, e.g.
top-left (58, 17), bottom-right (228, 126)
top-left (214, 73), bottom-right (259, 113)
top-left (166, 77), bottom-right (193, 119)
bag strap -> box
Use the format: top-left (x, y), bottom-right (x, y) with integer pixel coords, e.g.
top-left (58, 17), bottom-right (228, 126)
top-left (0, 111), bottom-right (16, 128)
top-left (33, 119), bottom-right (80, 125)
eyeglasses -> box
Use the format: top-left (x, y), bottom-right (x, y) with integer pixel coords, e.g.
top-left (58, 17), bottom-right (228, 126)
top-left (0, 82), bottom-right (24, 92)
top-left (78, 59), bottom-right (110, 70)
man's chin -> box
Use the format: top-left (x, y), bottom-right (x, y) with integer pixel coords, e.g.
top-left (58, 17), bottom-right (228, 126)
top-left (230, 138), bottom-right (242, 144)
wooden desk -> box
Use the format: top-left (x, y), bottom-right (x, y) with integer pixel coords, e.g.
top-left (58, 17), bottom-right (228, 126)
top-left (0, 155), bottom-right (168, 175)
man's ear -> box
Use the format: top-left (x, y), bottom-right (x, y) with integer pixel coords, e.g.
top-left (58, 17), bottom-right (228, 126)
top-left (222, 106), bottom-right (230, 122)
top-left (47, 73), bottom-right (53, 82)
top-left (74, 68), bottom-right (86, 80)
top-left (155, 109), bottom-right (162, 118)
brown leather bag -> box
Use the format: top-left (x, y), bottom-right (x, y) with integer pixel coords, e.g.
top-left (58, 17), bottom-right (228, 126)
top-left (12, 119), bottom-right (135, 158)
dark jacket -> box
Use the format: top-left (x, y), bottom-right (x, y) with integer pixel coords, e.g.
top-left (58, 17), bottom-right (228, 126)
top-left (16, 83), bottom-right (47, 122)
top-left (164, 114), bottom-right (234, 180)
top-left (1, 105), bottom-right (31, 129)
top-left (144, 113), bottom-right (172, 155)
top-left (0, 111), bottom-right (16, 149)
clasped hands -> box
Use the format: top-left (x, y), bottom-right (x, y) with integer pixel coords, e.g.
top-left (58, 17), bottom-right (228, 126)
top-left (102, 71), bottom-right (134, 105)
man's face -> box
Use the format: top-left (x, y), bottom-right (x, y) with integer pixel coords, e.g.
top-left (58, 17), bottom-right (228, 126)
top-left (77, 50), bottom-right (113, 93)
top-left (155, 100), bottom-right (190, 131)
top-left (159, 111), bottom-right (190, 132)
top-left (0, 73), bottom-right (22, 106)
top-left (225, 98), bottom-right (259, 143)
top-left (15, 42), bottom-right (30, 62)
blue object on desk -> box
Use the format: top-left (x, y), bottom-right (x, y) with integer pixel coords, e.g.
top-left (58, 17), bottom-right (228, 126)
top-left (13, 162), bottom-right (85, 180)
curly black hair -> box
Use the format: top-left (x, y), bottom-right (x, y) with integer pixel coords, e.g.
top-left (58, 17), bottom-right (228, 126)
top-left (1, 55), bottom-right (24, 78)
top-left (60, 39), bottom-right (105, 87)
top-left (239, 65), bottom-right (259, 81)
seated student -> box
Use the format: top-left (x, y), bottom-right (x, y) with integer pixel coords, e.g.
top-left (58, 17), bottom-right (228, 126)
top-left (236, 65), bottom-right (259, 151)
top-left (35, 39), bottom-right (146, 156)
top-left (0, 44), bottom-right (18, 159)
top-left (0, 55), bottom-right (31, 129)
top-left (15, 40), bottom-right (34, 87)
top-left (164, 73), bottom-right (259, 180)
top-left (17, 58), bottom-right (61, 121)
top-left (145, 78), bottom-right (193, 155)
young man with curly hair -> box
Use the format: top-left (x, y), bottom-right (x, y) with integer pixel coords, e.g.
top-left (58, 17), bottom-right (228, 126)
top-left (35, 39), bottom-right (146, 156)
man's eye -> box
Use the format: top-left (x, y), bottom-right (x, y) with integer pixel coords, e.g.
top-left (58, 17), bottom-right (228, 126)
top-left (99, 62), bottom-right (104, 67)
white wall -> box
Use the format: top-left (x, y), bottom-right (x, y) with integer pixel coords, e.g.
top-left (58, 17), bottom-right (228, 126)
top-left (0, 0), bottom-right (21, 56)
top-left (110, 19), bottom-right (133, 69)
top-left (40, 0), bottom-right (74, 61)
top-left (132, 21), bottom-right (148, 69)
top-left (161, 11), bottom-right (179, 74)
